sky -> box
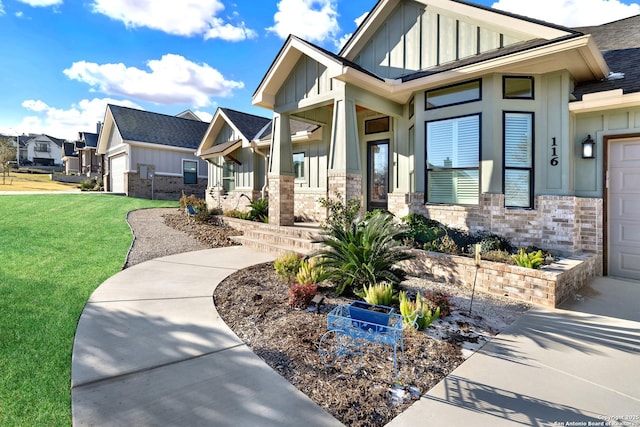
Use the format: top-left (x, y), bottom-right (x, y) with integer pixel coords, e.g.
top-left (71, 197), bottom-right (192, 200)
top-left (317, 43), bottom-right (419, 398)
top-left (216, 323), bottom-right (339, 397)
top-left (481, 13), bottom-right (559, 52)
top-left (0, 0), bottom-right (639, 141)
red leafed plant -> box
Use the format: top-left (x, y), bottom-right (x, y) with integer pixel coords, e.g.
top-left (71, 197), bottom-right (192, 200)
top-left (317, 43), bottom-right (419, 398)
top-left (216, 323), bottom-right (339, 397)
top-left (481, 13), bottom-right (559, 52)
top-left (288, 283), bottom-right (318, 309)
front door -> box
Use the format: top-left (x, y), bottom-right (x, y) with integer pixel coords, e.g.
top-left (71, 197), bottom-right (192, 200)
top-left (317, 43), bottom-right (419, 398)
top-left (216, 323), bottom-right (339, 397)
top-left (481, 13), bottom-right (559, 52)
top-left (367, 140), bottom-right (389, 211)
top-left (608, 137), bottom-right (640, 280)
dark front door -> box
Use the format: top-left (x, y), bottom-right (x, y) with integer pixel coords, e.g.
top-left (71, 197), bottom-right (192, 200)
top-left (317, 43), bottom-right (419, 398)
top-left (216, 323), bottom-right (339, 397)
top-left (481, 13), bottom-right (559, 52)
top-left (367, 140), bottom-right (389, 211)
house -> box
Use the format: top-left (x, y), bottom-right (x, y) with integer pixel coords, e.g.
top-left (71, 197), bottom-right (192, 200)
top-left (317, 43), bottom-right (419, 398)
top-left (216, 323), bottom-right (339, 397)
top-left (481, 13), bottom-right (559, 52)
top-left (22, 134), bottom-right (64, 167)
top-left (196, 107), bottom-right (321, 216)
top-left (253, 0), bottom-right (640, 281)
top-left (76, 123), bottom-right (103, 177)
top-left (97, 105), bottom-right (210, 200)
top-left (61, 142), bottom-right (79, 175)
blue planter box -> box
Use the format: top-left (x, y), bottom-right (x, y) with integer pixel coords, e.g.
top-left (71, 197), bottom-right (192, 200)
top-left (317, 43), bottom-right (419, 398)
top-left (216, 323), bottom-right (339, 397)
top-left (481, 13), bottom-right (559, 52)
top-left (348, 301), bottom-right (394, 331)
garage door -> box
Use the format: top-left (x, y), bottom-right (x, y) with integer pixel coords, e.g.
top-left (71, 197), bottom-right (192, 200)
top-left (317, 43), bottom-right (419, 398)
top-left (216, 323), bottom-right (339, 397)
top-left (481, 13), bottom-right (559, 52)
top-left (608, 138), bottom-right (640, 280)
top-left (110, 155), bottom-right (126, 194)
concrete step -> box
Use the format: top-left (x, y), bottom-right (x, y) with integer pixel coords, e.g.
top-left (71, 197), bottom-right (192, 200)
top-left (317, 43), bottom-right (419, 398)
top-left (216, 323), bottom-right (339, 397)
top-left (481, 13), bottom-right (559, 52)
top-left (230, 235), bottom-right (320, 257)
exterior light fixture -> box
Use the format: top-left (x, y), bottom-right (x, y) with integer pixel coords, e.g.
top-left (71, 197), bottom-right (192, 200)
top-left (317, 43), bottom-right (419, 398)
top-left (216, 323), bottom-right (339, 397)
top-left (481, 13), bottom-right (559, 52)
top-left (582, 135), bottom-right (595, 159)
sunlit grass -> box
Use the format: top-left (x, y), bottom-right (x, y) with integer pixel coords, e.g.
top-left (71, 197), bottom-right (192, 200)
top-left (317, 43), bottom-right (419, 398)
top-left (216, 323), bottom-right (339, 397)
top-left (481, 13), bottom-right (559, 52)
top-left (0, 172), bottom-right (79, 191)
top-left (0, 194), bottom-right (177, 425)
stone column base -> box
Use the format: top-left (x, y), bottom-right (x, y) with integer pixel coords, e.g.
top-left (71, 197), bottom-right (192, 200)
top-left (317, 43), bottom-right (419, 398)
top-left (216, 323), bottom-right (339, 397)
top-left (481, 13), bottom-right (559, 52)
top-left (268, 175), bottom-right (295, 226)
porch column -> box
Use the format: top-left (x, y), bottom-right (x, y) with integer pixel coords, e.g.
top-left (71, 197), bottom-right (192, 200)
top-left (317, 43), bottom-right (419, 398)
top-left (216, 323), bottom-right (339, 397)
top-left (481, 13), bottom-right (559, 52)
top-left (328, 96), bottom-right (363, 211)
top-left (268, 112), bottom-right (295, 226)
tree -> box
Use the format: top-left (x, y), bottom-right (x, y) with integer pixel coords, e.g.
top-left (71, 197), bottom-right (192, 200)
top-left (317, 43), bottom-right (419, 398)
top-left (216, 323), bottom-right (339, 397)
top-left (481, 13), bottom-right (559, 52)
top-left (0, 137), bottom-right (17, 185)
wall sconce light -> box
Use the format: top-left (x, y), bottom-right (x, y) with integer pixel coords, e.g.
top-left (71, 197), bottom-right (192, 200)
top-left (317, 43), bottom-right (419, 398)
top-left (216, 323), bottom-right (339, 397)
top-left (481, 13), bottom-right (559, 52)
top-left (582, 135), bottom-right (595, 159)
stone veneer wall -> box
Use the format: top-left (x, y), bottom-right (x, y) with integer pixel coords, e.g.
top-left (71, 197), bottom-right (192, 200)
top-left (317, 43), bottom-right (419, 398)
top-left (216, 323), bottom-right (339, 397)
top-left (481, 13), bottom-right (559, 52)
top-left (328, 171), bottom-right (364, 216)
top-left (268, 175), bottom-right (295, 226)
top-left (389, 192), bottom-right (603, 262)
top-left (294, 189), bottom-right (328, 222)
top-left (205, 188), bottom-right (262, 213)
top-left (402, 250), bottom-right (598, 307)
top-left (127, 172), bottom-right (206, 200)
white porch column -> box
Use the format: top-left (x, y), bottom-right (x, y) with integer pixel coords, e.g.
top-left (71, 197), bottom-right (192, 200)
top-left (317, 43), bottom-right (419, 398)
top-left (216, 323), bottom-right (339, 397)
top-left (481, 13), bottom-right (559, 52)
top-left (268, 113), bottom-right (295, 226)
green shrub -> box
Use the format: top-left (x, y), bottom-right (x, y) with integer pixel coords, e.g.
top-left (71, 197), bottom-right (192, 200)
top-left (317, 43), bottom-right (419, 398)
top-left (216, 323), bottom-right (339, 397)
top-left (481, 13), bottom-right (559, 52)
top-left (224, 209), bottom-right (251, 220)
top-left (401, 213), bottom-right (444, 248)
top-left (357, 282), bottom-right (398, 306)
top-left (399, 291), bottom-right (440, 330)
top-left (247, 198), bottom-right (268, 223)
top-left (318, 192), bottom-right (361, 232)
top-left (274, 252), bottom-right (302, 283)
top-left (79, 177), bottom-right (103, 191)
top-left (296, 257), bottom-right (326, 285)
top-left (511, 248), bottom-right (544, 269)
top-left (475, 232), bottom-right (514, 254)
top-left (482, 249), bottom-right (515, 264)
top-left (422, 290), bottom-right (453, 317)
top-left (314, 212), bottom-right (412, 295)
top-left (288, 283), bottom-right (318, 309)
top-left (425, 234), bottom-right (459, 254)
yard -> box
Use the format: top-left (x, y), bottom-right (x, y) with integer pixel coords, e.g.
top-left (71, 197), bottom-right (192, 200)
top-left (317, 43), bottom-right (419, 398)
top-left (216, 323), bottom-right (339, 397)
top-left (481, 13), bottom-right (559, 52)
top-left (0, 171), bottom-right (79, 192)
top-left (0, 194), bottom-right (176, 425)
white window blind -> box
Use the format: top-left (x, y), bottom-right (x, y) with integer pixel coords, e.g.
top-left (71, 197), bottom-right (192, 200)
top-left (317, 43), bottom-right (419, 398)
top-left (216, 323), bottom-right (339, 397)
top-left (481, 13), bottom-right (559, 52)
top-left (504, 112), bottom-right (533, 208)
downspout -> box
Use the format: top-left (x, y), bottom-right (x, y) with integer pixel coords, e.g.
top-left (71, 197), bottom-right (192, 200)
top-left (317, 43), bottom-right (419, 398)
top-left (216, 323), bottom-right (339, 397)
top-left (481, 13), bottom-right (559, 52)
top-left (251, 142), bottom-right (269, 200)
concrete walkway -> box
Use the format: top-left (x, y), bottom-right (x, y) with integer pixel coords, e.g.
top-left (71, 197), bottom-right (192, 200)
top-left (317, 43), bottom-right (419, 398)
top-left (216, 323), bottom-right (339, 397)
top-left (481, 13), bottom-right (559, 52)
top-left (72, 249), bottom-right (640, 426)
top-left (71, 247), bottom-right (343, 426)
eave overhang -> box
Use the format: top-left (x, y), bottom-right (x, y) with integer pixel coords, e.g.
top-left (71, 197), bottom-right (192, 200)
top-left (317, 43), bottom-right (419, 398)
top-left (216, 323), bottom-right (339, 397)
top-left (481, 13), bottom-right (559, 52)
top-left (198, 139), bottom-right (242, 160)
top-left (569, 89), bottom-right (640, 114)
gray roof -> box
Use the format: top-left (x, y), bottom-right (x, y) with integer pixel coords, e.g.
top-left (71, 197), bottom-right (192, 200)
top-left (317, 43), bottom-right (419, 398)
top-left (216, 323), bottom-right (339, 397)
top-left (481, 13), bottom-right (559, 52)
top-left (81, 132), bottom-right (98, 148)
top-left (573, 47), bottom-right (640, 100)
top-left (573, 15), bottom-right (640, 51)
top-left (63, 141), bottom-right (78, 157)
top-left (109, 105), bottom-right (210, 150)
top-left (220, 108), bottom-right (271, 140)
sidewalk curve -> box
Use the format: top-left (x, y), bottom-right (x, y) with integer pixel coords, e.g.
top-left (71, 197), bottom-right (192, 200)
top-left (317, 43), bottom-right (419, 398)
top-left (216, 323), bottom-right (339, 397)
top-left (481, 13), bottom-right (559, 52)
top-left (71, 246), bottom-right (343, 427)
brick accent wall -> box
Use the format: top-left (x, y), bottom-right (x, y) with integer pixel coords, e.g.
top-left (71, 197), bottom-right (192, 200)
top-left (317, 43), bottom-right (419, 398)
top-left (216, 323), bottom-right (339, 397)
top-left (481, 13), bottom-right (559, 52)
top-left (268, 174), bottom-right (295, 226)
top-left (126, 172), bottom-right (206, 200)
top-left (402, 250), bottom-right (598, 307)
top-left (328, 171), bottom-right (363, 216)
top-left (206, 188), bottom-right (262, 213)
top-left (294, 189), bottom-right (328, 222)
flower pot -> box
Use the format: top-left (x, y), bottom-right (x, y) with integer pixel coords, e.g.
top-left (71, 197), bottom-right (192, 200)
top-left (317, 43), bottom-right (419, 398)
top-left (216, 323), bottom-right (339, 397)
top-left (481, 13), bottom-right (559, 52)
top-left (348, 301), bottom-right (394, 332)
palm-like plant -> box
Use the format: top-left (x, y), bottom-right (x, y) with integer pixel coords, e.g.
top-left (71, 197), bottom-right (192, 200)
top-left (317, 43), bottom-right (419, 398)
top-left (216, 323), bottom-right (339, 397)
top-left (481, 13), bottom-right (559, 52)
top-left (314, 212), bottom-right (413, 295)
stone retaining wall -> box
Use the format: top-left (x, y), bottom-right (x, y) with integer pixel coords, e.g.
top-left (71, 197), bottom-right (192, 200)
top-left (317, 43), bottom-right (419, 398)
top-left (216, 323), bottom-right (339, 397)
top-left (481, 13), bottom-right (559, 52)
top-left (402, 249), bottom-right (598, 307)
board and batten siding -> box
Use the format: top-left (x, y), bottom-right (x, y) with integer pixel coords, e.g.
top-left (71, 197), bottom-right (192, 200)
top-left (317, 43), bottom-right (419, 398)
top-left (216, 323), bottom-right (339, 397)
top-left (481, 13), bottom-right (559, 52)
top-left (353, 0), bottom-right (527, 79)
top-left (275, 56), bottom-right (333, 110)
top-left (293, 139), bottom-right (329, 190)
top-left (574, 106), bottom-right (640, 198)
top-left (130, 145), bottom-right (207, 177)
top-left (208, 149), bottom-right (265, 190)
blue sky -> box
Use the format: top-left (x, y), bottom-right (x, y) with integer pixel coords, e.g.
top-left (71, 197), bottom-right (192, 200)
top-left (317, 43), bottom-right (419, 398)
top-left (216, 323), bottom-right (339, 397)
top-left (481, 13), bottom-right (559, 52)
top-left (1, 0), bottom-right (639, 140)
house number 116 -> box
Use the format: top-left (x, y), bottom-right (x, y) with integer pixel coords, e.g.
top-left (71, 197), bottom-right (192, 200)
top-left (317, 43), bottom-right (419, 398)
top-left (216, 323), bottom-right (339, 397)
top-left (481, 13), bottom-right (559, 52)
top-left (550, 137), bottom-right (559, 166)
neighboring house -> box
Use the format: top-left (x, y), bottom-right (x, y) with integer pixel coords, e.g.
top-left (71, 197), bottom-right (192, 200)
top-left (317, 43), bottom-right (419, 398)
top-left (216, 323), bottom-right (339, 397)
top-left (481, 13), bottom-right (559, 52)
top-left (76, 123), bottom-right (103, 176)
top-left (253, 0), bottom-right (640, 281)
top-left (23, 134), bottom-right (64, 166)
top-left (97, 105), bottom-right (209, 200)
top-left (196, 107), bottom-right (322, 216)
top-left (61, 142), bottom-right (79, 175)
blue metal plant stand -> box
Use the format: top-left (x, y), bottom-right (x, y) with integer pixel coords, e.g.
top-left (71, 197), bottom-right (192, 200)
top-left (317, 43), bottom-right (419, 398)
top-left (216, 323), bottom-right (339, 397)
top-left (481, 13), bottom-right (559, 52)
top-left (319, 304), bottom-right (407, 377)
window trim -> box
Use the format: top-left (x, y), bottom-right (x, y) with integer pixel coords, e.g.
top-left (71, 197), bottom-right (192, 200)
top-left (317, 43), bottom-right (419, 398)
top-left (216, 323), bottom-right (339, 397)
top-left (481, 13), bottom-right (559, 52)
top-left (502, 111), bottom-right (534, 209)
top-left (503, 76), bottom-right (535, 100)
top-left (183, 159), bottom-right (198, 185)
top-left (425, 79), bottom-right (482, 110)
top-left (425, 113), bottom-right (482, 205)
top-left (292, 152), bottom-right (305, 181)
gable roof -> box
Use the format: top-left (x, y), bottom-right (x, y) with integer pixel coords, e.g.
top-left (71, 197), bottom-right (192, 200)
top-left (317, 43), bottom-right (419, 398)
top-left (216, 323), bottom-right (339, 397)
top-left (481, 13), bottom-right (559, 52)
top-left (62, 141), bottom-right (78, 158)
top-left (220, 108), bottom-right (272, 141)
top-left (108, 105), bottom-right (209, 150)
top-left (572, 48), bottom-right (640, 100)
top-left (78, 132), bottom-right (98, 149)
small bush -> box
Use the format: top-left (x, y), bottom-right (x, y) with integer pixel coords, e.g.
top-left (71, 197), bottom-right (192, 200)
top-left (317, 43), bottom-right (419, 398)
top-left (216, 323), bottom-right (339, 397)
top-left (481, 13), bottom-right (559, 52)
top-left (247, 198), bottom-right (268, 223)
top-left (296, 257), bottom-right (326, 285)
top-left (224, 209), bottom-right (251, 220)
top-left (474, 232), bottom-right (514, 254)
top-left (482, 250), bottom-right (515, 264)
top-left (512, 248), bottom-right (544, 269)
top-left (422, 290), bottom-right (453, 317)
top-left (401, 213), bottom-right (443, 248)
top-left (425, 234), bottom-right (459, 255)
top-left (274, 252), bottom-right (302, 283)
top-left (288, 283), bottom-right (318, 309)
top-left (179, 193), bottom-right (206, 211)
top-left (318, 192), bottom-right (361, 232)
top-left (357, 282), bottom-right (398, 306)
top-left (79, 177), bottom-right (103, 191)
top-left (399, 291), bottom-right (440, 330)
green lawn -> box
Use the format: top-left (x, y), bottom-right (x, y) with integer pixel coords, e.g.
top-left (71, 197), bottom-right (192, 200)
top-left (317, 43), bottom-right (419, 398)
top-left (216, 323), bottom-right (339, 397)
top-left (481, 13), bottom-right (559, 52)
top-left (0, 194), bottom-right (177, 425)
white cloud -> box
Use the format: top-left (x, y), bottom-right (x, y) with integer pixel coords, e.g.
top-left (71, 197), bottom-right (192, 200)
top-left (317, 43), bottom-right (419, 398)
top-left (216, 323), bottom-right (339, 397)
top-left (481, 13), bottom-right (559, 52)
top-left (18, 98), bottom-right (141, 140)
top-left (194, 110), bottom-right (214, 122)
top-left (267, 0), bottom-right (340, 43)
top-left (17, 0), bottom-right (62, 6)
top-left (91, 0), bottom-right (256, 41)
top-left (0, 2), bottom-right (5, 15)
top-left (335, 11), bottom-right (370, 50)
top-left (63, 54), bottom-right (244, 108)
top-left (491, 0), bottom-right (640, 27)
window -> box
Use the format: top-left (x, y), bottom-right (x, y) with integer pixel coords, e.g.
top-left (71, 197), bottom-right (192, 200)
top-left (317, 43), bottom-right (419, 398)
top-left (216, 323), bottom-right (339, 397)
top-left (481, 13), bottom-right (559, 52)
top-left (409, 97), bottom-right (415, 119)
top-left (35, 143), bottom-right (50, 152)
top-left (503, 76), bottom-right (534, 99)
top-left (426, 114), bottom-right (480, 204)
top-left (503, 112), bottom-right (533, 208)
top-left (293, 153), bottom-right (304, 180)
top-left (183, 160), bottom-right (197, 185)
top-left (365, 117), bottom-right (390, 134)
top-left (222, 161), bottom-right (235, 193)
top-left (425, 79), bottom-right (481, 110)
top-left (408, 126), bottom-right (415, 193)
